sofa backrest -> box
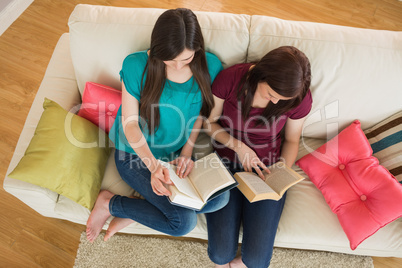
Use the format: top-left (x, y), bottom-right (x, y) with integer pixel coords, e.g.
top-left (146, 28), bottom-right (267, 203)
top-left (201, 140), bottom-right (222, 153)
top-left (68, 4), bottom-right (402, 139)
top-left (68, 4), bottom-right (250, 94)
top-left (248, 16), bottom-right (402, 139)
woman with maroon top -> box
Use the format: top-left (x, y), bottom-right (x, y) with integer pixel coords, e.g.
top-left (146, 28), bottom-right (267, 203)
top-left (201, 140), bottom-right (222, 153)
top-left (203, 46), bottom-right (313, 268)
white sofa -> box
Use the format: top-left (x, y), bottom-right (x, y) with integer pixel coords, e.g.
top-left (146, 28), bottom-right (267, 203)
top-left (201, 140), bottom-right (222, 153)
top-left (4, 4), bottom-right (402, 257)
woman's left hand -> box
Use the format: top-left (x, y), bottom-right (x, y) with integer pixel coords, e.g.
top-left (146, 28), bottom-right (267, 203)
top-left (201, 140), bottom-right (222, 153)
top-left (234, 143), bottom-right (270, 180)
top-left (169, 156), bottom-right (194, 178)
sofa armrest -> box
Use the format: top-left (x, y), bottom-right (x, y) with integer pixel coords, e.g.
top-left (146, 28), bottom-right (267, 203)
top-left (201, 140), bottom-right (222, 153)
top-left (3, 33), bottom-right (81, 218)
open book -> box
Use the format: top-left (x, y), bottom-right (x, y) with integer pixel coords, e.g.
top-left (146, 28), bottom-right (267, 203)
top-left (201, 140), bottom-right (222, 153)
top-left (159, 153), bottom-right (238, 211)
top-left (234, 162), bottom-right (304, 202)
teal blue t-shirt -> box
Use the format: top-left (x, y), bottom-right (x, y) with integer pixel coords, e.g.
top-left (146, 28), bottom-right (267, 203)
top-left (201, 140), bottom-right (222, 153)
top-left (109, 50), bottom-right (223, 161)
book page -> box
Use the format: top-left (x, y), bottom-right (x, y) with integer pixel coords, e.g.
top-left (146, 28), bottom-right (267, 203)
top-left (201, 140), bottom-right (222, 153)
top-left (264, 163), bottom-right (304, 196)
top-left (189, 153), bottom-right (236, 202)
top-left (158, 160), bottom-right (200, 200)
top-left (236, 172), bottom-right (276, 195)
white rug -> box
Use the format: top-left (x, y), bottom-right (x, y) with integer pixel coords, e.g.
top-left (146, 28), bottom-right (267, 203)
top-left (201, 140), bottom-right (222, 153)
top-left (74, 232), bottom-right (374, 268)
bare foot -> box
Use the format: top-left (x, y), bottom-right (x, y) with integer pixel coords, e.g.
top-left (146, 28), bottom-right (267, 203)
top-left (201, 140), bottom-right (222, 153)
top-left (86, 190), bottom-right (114, 242)
top-left (104, 217), bottom-right (135, 241)
top-left (104, 195), bottom-right (140, 241)
top-left (229, 256), bottom-right (246, 268)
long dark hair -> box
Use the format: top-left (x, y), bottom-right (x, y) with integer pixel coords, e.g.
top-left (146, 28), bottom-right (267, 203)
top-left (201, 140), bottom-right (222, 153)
top-left (140, 8), bottom-right (213, 134)
top-left (237, 46), bottom-right (311, 125)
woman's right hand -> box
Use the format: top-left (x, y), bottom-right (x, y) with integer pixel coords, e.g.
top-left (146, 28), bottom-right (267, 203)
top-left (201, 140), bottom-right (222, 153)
top-left (234, 143), bottom-right (270, 180)
top-left (150, 164), bottom-right (172, 196)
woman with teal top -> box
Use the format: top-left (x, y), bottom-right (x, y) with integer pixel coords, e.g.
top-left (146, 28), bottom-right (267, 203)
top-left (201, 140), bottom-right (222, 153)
top-left (86, 8), bottom-right (226, 242)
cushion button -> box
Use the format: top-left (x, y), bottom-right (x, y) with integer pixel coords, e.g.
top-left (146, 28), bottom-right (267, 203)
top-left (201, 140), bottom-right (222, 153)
top-left (360, 195), bottom-right (367, 201)
top-left (106, 112), bottom-right (112, 116)
top-left (339, 164), bottom-right (345, 170)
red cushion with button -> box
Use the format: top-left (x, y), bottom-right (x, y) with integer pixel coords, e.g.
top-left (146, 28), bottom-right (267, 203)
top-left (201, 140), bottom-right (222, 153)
top-left (296, 120), bottom-right (402, 250)
top-left (77, 82), bottom-right (122, 134)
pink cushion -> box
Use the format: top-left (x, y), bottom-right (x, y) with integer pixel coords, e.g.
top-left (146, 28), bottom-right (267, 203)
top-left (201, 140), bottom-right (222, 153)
top-left (77, 82), bottom-right (121, 134)
top-left (296, 120), bottom-right (402, 250)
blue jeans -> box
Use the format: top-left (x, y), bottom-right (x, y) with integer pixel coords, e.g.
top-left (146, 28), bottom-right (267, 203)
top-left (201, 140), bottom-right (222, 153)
top-left (206, 163), bottom-right (286, 268)
top-left (111, 149), bottom-right (230, 236)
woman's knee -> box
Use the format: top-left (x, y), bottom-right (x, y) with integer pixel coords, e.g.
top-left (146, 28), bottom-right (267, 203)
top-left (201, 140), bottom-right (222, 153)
top-left (215, 191), bottom-right (230, 210)
top-left (203, 191), bottom-right (230, 213)
top-left (169, 212), bottom-right (198, 236)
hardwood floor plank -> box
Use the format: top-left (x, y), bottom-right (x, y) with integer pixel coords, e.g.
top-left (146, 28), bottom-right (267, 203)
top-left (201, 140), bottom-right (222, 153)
top-left (11, 230), bottom-right (76, 268)
top-left (16, 216), bottom-right (83, 256)
top-left (0, 211), bottom-right (23, 248)
top-left (202, 0), bottom-right (282, 16)
top-left (0, 242), bottom-right (41, 268)
top-left (109, 0), bottom-right (207, 10)
top-left (374, 1), bottom-right (402, 29)
top-left (373, 257), bottom-right (402, 268)
top-left (0, 191), bottom-right (84, 256)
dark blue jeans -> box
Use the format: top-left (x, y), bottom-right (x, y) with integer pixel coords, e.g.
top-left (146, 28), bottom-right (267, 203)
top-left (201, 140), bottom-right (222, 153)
top-left (206, 163), bottom-right (286, 268)
top-left (111, 149), bottom-right (230, 236)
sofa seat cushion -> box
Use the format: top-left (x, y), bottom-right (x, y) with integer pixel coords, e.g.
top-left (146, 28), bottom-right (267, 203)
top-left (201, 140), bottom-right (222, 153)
top-left (296, 120), bottom-right (402, 250)
top-left (8, 98), bottom-right (111, 210)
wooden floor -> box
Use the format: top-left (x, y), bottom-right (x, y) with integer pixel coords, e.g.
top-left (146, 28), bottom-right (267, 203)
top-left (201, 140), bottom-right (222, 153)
top-left (0, 0), bottom-right (401, 267)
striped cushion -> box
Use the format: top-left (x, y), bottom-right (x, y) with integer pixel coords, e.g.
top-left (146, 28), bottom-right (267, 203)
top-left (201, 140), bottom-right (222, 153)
top-left (364, 111), bottom-right (402, 183)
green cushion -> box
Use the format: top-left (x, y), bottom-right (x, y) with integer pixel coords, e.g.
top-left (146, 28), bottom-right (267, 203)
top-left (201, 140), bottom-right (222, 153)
top-left (8, 98), bottom-right (111, 210)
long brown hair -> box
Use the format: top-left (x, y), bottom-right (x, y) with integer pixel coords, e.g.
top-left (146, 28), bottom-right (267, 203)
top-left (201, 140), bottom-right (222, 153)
top-left (237, 46), bottom-right (311, 125)
top-left (140, 8), bottom-right (213, 134)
